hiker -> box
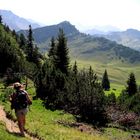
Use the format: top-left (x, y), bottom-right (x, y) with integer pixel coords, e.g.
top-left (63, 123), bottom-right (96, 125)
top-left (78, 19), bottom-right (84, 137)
top-left (9, 82), bottom-right (32, 137)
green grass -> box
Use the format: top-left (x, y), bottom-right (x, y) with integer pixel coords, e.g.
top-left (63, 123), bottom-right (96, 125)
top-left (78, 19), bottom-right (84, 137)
top-left (103, 127), bottom-right (139, 140)
top-left (3, 99), bottom-right (137, 140)
top-left (105, 83), bottom-right (124, 97)
top-left (71, 59), bottom-right (140, 97)
top-left (0, 82), bottom-right (139, 140)
top-left (1, 100), bottom-right (108, 140)
top-left (24, 100), bottom-right (108, 140)
top-left (0, 121), bottom-right (29, 140)
top-left (0, 84), bottom-right (107, 140)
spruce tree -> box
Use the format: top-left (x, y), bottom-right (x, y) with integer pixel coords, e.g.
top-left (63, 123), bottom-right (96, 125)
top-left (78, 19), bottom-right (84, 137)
top-left (126, 72), bottom-right (137, 96)
top-left (0, 15), bottom-right (2, 24)
top-left (4, 25), bottom-right (10, 32)
top-left (26, 25), bottom-right (43, 69)
top-left (19, 33), bottom-right (27, 52)
top-left (27, 25), bottom-right (34, 62)
top-left (55, 28), bottom-right (69, 74)
top-left (73, 61), bottom-right (78, 75)
top-left (102, 69), bottom-right (110, 90)
top-left (48, 37), bottom-right (56, 63)
top-left (12, 29), bottom-right (18, 41)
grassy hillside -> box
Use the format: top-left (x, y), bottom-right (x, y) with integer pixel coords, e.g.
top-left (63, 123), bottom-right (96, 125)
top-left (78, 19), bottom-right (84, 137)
top-left (0, 83), bottom-right (139, 140)
top-left (0, 121), bottom-right (29, 140)
top-left (0, 88), bottom-right (107, 140)
top-left (70, 59), bottom-right (140, 95)
top-left (68, 35), bottom-right (140, 64)
top-left (18, 21), bottom-right (140, 87)
top-left (18, 21), bottom-right (140, 64)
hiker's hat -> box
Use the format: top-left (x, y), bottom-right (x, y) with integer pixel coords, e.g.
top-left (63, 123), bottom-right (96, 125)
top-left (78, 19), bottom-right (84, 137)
top-left (13, 82), bottom-right (22, 89)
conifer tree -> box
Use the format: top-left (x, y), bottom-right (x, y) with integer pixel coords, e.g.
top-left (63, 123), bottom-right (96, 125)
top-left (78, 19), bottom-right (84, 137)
top-left (126, 72), bottom-right (137, 96)
top-left (26, 25), bottom-right (43, 69)
top-left (4, 25), bottom-right (10, 32)
top-left (27, 25), bottom-right (34, 62)
top-left (19, 33), bottom-right (27, 51)
top-left (48, 37), bottom-right (56, 63)
top-left (102, 69), bottom-right (110, 90)
top-left (55, 28), bottom-right (69, 74)
top-left (0, 15), bottom-right (2, 24)
top-left (73, 61), bottom-right (78, 75)
top-left (12, 29), bottom-right (18, 41)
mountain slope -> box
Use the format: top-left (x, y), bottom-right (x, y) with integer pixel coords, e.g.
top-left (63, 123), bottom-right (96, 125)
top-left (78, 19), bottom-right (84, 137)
top-left (0, 23), bottom-right (26, 75)
top-left (19, 21), bottom-right (80, 43)
top-left (18, 21), bottom-right (140, 64)
top-left (68, 35), bottom-right (140, 64)
top-left (97, 29), bottom-right (140, 51)
top-left (0, 10), bottom-right (40, 31)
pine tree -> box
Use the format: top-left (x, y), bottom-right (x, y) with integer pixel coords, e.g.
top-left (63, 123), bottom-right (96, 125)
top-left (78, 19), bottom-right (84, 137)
top-left (102, 69), bottom-right (110, 90)
top-left (4, 25), bottom-right (10, 32)
top-left (73, 61), bottom-right (78, 75)
top-left (48, 37), bottom-right (56, 63)
top-left (126, 72), bottom-right (137, 96)
top-left (0, 25), bottom-right (25, 79)
top-left (12, 29), bottom-right (19, 41)
top-left (0, 15), bottom-right (2, 24)
top-left (27, 25), bottom-right (34, 62)
top-left (55, 28), bottom-right (69, 74)
top-left (19, 33), bottom-right (27, 51)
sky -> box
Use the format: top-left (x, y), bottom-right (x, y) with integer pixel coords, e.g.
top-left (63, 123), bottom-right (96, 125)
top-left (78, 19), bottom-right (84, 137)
top-left (0, 0), bottom-right (140, 31)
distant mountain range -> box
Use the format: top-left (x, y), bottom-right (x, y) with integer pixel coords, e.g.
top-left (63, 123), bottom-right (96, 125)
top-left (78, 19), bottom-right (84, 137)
top-left (94, 29), bottom-right (140, 51)
top-left (84, 25), bottom-right (121, 35)
top-left (0, 10), bottom-right (41, 31)
top-left (1, 9), bottom-right (140, 54)
top-left (18, 21), bottom-right (140, 64)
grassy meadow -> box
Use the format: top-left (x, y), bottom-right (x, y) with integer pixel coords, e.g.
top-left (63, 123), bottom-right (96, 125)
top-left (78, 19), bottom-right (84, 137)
top-left (71, 59), bottom-right (140, 95)
top-left (0, 58), bottom-right (140, 139)
top-left (0, 82), bottom-right (139, 140)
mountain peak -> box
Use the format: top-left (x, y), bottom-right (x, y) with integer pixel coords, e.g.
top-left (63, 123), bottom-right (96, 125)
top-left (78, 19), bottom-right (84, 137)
top-left (59, 21), bottom-right (71, 25)
top-left (19, 20), bottom-right (80, 43)
top-left (126, 28), bottom-right (140, 33)
top-left (0, 9), bottom-right (13, 13)
top-left (0, 9), bottom-right (41, 31)
top-left (57, 21), bottom-right (78, 31)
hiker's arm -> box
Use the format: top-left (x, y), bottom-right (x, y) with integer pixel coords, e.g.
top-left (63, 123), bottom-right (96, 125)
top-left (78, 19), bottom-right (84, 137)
top-left (25, 92), bottom-right (32, 105)
top-left (9, 94), bottom-right (13, 102)
top-left (9, 93), bottom-right (14, 109)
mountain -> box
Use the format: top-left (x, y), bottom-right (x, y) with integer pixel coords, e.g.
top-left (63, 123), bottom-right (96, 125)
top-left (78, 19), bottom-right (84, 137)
top-left (68, 35), bottom-right (140, 64)
top-left (18, 21), bottom-right (140, 64)
top-left (95, 29), bottom-right (140, 51)
top-left (83, 25), bottom-right (121, 35)
top-left (18, 21), bottom-right (80, 43)
top-left (0, 10), bottom-right (40, 31)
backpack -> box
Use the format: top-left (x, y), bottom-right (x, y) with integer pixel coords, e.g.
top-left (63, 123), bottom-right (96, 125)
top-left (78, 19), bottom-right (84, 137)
top-left (11, 90), bottom-right (28, 110)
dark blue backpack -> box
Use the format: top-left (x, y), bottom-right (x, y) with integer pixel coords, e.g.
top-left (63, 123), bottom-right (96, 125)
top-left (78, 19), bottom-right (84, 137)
top-left (13, 90), bottom-right (28, 110)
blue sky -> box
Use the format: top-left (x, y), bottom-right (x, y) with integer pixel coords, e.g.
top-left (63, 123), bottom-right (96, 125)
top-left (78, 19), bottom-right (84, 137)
top-left (0, 0), bottom-right (140, 31)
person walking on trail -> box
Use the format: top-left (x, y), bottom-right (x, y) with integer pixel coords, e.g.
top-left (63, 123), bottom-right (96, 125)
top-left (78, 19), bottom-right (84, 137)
top-left (9, 82), bottom-right (32, 137)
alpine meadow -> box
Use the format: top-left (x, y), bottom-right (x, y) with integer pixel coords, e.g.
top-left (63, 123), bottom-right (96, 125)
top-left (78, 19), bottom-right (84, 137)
top-left (0, 8), bottom-right (140, 140)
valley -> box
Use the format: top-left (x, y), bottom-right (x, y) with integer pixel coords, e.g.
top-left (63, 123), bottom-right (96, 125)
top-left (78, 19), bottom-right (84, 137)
top-left (0, 9), bottom-right (140, 140)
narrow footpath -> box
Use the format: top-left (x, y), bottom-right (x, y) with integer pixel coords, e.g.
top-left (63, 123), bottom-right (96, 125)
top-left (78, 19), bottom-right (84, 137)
top-left (0, 105), bottom-right (39, 140)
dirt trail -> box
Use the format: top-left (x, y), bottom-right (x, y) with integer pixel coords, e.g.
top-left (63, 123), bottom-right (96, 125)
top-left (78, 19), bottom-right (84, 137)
top-left (0, 105), bottom-right (39, 140)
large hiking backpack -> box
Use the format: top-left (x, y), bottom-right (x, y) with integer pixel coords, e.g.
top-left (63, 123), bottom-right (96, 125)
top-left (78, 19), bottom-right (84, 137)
top-left (11, 90), bottom-right (28, 110)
